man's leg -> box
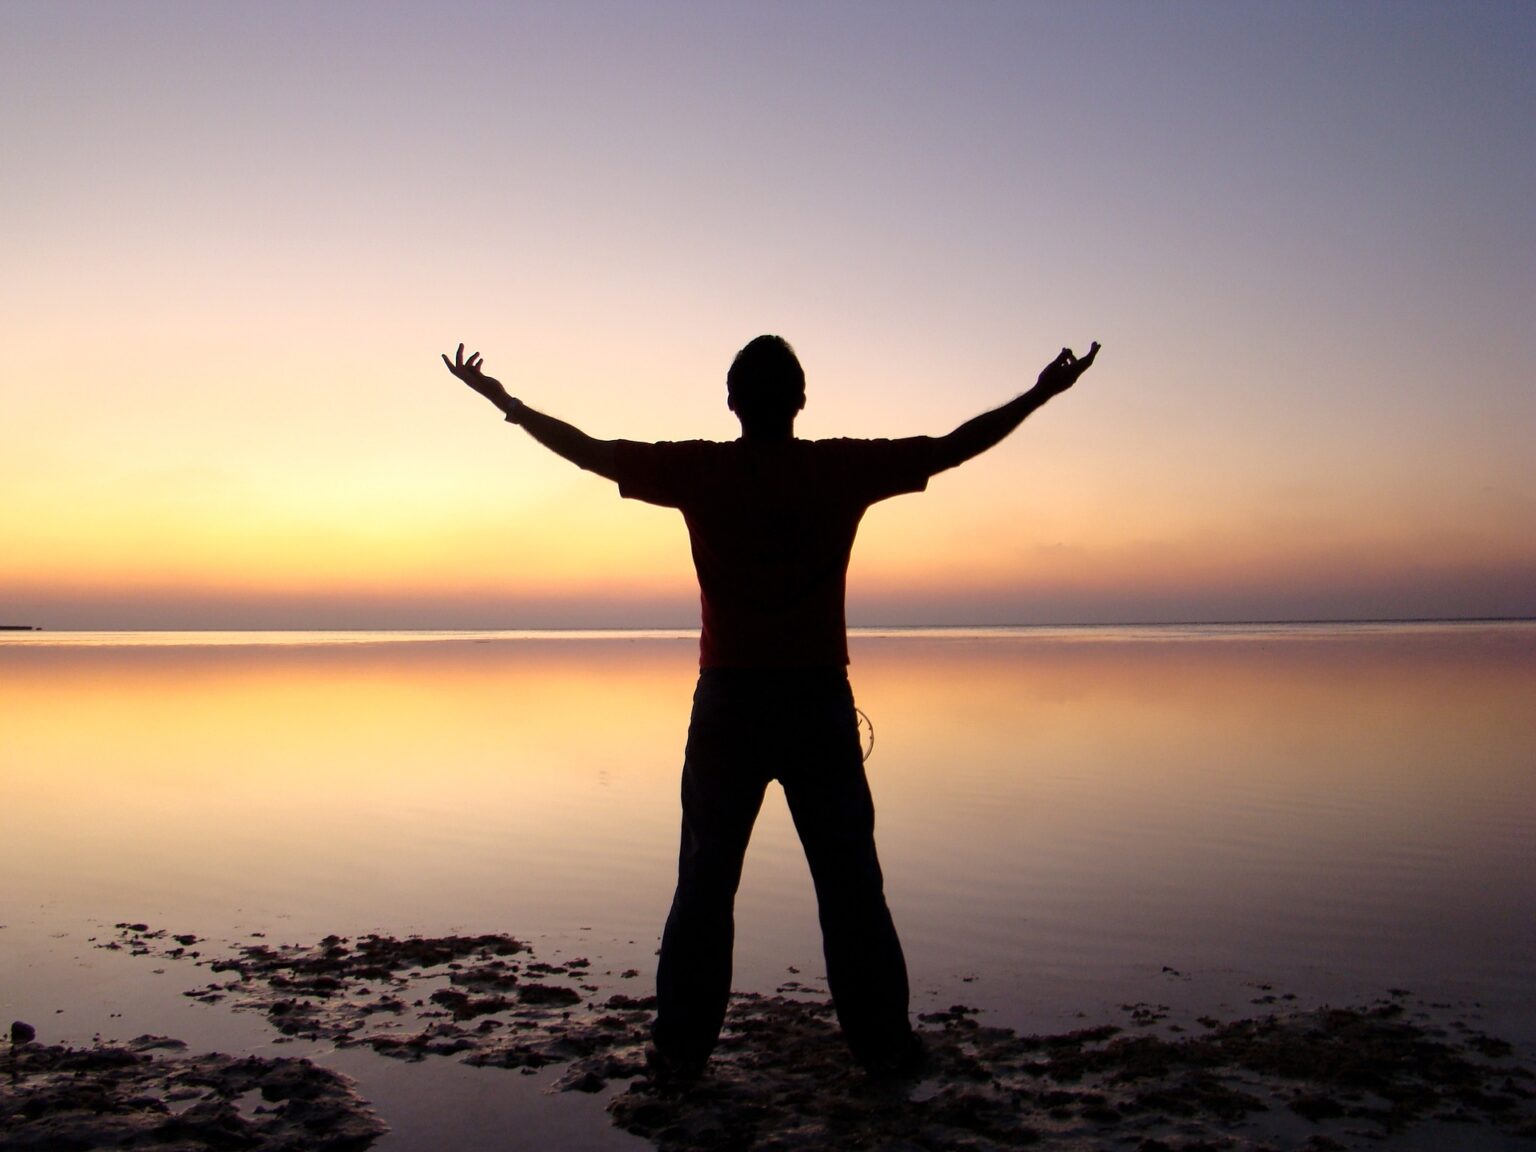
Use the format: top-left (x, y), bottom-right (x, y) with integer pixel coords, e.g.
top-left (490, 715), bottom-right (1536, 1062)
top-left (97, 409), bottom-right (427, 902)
top-left (779, 680), bottom-right (917, 1069)
top-left (653, 674), bottom-right (767, 1069)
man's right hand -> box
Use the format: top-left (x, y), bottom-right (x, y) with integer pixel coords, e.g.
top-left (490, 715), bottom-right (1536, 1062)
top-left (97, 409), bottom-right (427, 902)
top-left (442, 343), bottom-right (514, 410)
top-left (1034, 342), bottom-right (1100, 398)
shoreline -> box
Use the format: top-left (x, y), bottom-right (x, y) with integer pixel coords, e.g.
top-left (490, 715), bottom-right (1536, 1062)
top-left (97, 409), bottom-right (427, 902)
top-left (5, 920), bottom-right (1534, 1151)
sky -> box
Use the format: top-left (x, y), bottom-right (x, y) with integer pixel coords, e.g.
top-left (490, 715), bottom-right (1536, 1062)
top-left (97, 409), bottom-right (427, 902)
top-left (3, 1), bottom-right (1533, 629)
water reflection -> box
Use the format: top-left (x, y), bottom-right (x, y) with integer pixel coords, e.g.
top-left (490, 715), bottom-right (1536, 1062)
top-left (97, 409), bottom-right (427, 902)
top-left (847, 629), bottom-right (1536, 995)
top-left (3, 625), bottom-right (1532, 1034)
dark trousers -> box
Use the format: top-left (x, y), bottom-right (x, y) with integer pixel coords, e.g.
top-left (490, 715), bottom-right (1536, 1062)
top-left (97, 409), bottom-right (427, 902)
top-left (653, 668), bottom-right (913, 1066)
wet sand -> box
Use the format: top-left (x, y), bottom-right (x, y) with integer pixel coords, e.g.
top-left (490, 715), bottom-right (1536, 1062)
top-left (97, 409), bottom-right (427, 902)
top-left (4, 923), bottom-right (1533, 1151)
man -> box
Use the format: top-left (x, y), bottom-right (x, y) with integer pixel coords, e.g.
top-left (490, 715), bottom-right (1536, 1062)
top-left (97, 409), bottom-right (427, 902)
top-left (442, 334), bottom-right (1098, 1080)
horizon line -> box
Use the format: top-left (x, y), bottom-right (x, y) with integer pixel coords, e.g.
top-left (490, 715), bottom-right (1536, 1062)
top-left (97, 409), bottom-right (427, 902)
top-left (5, 615), bottom-right (1534, 634)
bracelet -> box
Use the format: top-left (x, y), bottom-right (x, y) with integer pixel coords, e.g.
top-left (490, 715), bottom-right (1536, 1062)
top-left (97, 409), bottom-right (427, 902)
top-left (502, 397), bottom-right (524, 424)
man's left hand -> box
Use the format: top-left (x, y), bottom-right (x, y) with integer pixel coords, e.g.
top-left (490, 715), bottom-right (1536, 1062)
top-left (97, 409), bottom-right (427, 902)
top-left (1034, 342), bottom-right (1100, 398)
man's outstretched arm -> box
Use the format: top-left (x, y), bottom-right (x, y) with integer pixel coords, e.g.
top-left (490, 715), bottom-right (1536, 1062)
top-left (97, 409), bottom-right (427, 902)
top-left (441, 344), bottom-right (620, 482)
top-left (930, 342), bottom-right (1100, 473)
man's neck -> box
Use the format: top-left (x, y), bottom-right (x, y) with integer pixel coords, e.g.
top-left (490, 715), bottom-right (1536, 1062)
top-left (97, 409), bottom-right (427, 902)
top-left (738, 420), bottom-right (797, 444)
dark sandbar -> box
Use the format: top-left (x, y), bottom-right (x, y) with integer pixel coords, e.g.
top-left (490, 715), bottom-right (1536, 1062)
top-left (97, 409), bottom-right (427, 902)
top-left (5, 922), bottom-right (1533, 1151)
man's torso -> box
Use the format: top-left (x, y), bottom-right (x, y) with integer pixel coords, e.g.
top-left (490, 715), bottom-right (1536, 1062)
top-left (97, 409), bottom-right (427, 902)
top-left (614, 437), bottom-right (939, 667)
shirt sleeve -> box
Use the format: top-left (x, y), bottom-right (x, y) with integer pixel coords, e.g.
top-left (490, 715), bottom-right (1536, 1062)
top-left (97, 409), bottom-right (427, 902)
top-left (612, 440), bottom-right (705, 508)
top-left (832, 436), bottom-right (944, 505)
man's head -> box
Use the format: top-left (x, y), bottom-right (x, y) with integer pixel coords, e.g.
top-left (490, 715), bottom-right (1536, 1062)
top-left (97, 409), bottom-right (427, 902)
top-left (727, 335), bottom-right (805, 437)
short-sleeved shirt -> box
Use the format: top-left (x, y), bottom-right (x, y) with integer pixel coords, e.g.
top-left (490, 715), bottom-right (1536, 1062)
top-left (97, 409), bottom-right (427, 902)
top-left (614, 437), bottom-right (941, 668)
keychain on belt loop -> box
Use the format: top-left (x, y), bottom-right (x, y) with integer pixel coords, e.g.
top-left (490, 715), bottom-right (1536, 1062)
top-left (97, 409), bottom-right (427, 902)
top-left (855, 706), bottom-right (874, 763)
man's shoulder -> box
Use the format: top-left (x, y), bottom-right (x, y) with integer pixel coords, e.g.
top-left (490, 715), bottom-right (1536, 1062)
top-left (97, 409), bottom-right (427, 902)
top-left (803, 435), bottom-right (940, 463)
top-left (801, 435), bottom-right (942, 496)
top-left (804, 435), bottom-right (935, 449)
top-left (612, 438), bottom-right (734, 504)
top-left (619, 438), bottom-right (728, 455)
top-left (613, 438), bottom-right (727, 467)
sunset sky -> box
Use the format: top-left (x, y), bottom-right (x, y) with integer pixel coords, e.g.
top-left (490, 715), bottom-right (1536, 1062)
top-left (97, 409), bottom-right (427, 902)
top-left (3, 1), bottom-right (1532, 629)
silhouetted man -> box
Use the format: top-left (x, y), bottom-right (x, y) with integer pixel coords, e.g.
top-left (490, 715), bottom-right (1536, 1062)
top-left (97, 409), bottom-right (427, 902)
top-left (442, 335), bottom-right (1098, 1080)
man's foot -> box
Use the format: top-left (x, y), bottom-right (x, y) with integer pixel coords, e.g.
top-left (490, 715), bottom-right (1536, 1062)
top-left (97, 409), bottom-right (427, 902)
top-left (643, 1044), bottom-right (706, 1092)
top-left (857, 1030), bottom-right (928, 1081)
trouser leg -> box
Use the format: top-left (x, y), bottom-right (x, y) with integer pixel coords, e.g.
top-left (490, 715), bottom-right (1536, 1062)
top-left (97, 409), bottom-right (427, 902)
top-left (780, 685), bottom-right (913, 1065)
top-left (653, 679), bottom-right (767, 1064)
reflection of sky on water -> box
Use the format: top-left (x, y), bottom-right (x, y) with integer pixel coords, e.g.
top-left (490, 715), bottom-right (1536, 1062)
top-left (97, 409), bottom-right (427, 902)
top-left (3, 624), bottom-right (1532, 1041)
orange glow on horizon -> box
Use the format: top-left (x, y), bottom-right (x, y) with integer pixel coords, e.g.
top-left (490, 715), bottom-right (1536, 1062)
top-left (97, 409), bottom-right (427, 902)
top-left (3, 6), bottom-right (1533, 628)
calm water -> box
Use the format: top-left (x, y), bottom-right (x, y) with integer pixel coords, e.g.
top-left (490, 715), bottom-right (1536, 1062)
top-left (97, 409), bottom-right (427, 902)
top-left (3, 622), bottom-right (1533, 1146)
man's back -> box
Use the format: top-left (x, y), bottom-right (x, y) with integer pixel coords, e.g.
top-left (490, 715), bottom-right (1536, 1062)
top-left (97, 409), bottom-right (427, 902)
top-left (440, 333), bottom-right (1097, 1078)
top-left (614, 437), bottom-right (940, 668)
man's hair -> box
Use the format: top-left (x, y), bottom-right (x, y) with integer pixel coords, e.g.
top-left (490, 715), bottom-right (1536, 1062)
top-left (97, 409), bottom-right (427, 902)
top-left (727, 335), bottom-right (805, 418)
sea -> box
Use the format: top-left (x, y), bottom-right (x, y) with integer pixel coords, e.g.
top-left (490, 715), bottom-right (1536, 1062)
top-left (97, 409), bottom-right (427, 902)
top-left (3, 621), bottom-right (1533, 1148)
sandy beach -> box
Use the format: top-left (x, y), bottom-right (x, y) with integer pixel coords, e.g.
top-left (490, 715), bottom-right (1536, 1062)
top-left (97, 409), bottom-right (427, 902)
top-left (5, 919), bottom-right (1535, 1150)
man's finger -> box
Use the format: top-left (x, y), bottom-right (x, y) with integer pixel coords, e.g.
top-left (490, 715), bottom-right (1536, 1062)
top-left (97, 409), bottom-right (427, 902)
top-left (455, 342), bottom-right (466, 366)
top-left (442, 353), bottom-right (453, 371)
